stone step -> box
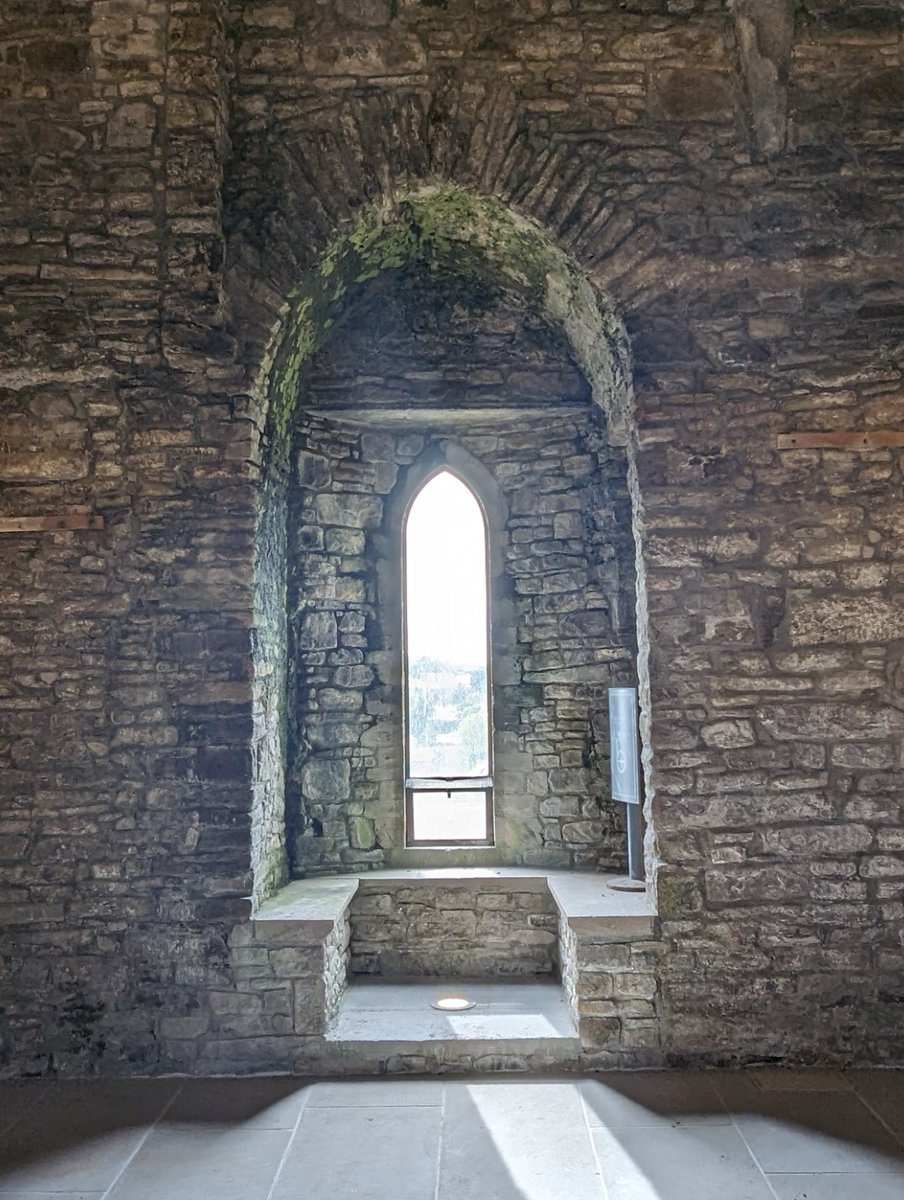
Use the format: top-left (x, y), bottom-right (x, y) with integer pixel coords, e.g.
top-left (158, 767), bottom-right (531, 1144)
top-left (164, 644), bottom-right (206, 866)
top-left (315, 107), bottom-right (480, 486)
top-left (323, 978), bottom-right (581, 1074)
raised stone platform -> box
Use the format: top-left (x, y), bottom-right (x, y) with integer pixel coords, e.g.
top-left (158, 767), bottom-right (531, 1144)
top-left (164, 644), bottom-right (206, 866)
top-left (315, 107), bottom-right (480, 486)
top-left (325, 978), bottom-right (581, 1073)
top-left (230, 869), bottom-right (661, 1073)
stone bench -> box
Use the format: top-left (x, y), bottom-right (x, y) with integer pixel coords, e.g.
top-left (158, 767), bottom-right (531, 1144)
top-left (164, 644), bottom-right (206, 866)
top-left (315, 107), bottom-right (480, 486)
top-left (234, 868), bottom-right (661, 1067)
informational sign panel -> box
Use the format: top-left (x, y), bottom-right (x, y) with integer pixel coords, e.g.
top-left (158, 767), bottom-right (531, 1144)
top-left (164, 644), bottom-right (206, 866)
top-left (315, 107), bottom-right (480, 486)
top-left (608, 687), bottom-right (640, 806)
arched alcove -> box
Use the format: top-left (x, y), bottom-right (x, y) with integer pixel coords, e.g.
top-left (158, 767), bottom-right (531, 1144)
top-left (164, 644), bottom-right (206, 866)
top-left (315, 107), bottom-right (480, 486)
top-left (250, 184), bottom-right (652, 904)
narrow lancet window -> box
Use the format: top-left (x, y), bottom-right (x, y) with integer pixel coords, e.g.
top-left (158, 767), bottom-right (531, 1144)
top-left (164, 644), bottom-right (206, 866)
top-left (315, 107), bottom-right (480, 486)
top-left (404, 470), bottom-right (492, 845)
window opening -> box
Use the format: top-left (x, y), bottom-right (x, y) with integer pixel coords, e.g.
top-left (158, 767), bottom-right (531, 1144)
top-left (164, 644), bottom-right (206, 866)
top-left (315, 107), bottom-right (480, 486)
top-left (403, 469), bottom-right (493, 846)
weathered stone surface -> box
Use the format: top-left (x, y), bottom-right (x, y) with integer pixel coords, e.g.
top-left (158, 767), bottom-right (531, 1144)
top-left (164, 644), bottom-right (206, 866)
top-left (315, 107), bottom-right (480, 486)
top-left (733, 0), bottom-right (795, 157)
top-left (788, 594), bottom-right (904, 644)
top-left (350, 882), bottom-right (559, 978)
top-left (759, 704), bottom-right (904, 742)
top-left (288, 266), bottom-right (636, 875)
top-left (301, 759), bottom-right (351, 802)
top-left (298, 611), bottom-right (338, 650)
top-left (651, 69), bottom-right (735, 121)
top-left (107, 103), bottom-right (156, 150)
top-left (1, 0), bottom-right (901, 1082)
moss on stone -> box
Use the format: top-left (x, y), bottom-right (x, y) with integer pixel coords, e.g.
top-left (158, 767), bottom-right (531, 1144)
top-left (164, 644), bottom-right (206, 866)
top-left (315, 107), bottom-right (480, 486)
top-left (655, 871), bottom-right (703, 919)
top-left (261, 181), bottom-right (632, 464)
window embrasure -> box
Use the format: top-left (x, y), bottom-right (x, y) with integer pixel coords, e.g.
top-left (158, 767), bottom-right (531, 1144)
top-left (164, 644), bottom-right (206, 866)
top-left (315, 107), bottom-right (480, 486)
top-left (403, 469), bottom-right (493, 846)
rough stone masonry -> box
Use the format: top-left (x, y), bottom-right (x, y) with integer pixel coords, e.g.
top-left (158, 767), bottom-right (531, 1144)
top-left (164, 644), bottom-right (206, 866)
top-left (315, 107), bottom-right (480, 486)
top-left (0, 0), bottom-right (903, 1075)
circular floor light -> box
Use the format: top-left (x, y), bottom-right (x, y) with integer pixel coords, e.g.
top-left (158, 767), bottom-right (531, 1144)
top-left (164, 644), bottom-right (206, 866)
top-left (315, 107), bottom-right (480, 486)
top-left (431, 994), bottom-right (476, 1012)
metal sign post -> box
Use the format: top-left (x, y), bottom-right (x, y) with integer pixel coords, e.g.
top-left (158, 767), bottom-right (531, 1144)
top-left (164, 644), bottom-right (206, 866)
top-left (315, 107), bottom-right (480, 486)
top-left (607, 686), bottom-right (646, 893)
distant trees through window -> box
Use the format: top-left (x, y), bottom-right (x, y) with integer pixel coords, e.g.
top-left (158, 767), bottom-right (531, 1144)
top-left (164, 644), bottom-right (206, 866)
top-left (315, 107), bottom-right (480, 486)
top-left (403, 470), bottom-right (493, 845)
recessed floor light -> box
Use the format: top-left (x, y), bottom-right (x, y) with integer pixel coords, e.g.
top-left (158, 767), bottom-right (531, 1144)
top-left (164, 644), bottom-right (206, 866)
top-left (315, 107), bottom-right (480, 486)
top-left (431, 994), bottom-right (476, 1012)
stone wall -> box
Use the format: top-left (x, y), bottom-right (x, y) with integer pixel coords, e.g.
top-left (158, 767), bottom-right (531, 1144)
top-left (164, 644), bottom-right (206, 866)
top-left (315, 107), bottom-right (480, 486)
top-left (558, 913), bottom-right (663, 1066)
top-left (1, 0), bottom-right (903, 1075)
top-left (348, 878), bottom-right (560, 977)
top-left (287, 267), bottom-right (637, 873)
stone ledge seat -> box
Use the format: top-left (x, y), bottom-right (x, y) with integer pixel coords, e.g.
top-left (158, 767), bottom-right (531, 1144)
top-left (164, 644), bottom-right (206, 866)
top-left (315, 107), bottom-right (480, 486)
top-left (239, 869), bottom-right (661, 1069)
top-left (252, 867), bottom-right (656, 942)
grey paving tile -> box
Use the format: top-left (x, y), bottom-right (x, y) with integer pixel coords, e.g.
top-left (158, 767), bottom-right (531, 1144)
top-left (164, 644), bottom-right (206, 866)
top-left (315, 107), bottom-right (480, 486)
top-left (581, 1071), bottom-right (730, 1128)
top-left (25, 1080), bottom-right (179, 1124)
top-left (768, 1174), bottom-right (904, 1200)
top-left (0, 1193), bottom-right (104, 1200)
top-left (749, 1070), bottom-right (852, 1092)
top-left (272, 1105), bottom-right (441, 1200)
top-left (0, 1122), bottom-right (148, 1194)
top-left (440, 1081), bottom-right (604, 1200)
top-left (162, 1077), bottom-right (309, 1128)
top-left (849, 1070), bottom-right (904, 1138)
top-left (306, 1079), bottom-right (444, 1107)
top-left (332, 980), bottom-right (577, 1042)
top-left (592, 1124), bottom-right (775, 1200)
top-left (0, 1082), bottom-right (178, 1195)
top-left (0, 1084), bottom-right (43, 1137)
top-left (105, 1126), bottom-right (291, 1200)
top-left (732, 1092), bottom-right (904, 1174)
top-left (715, 1071), bottom-right (851, 1110)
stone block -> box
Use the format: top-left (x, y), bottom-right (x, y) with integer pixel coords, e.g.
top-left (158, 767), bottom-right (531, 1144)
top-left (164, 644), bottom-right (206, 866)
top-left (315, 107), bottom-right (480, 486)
top-left (314, 493), bottom-right (383, 529)
top-left (0, 451), bottom-right (88, 481)
top-left (576, 973), bottom-right (614, 1000)
top-left (300, 611), bottom-right (338, 650)
top-left (268, 946), bottom-right (323, 978)
top-left (705, 866), bottom-right (810, 904)
top-left (303, 32), bottom-right (426, 76)
top-left (802, 595), bottom-right (904, 645)
top-left (159, 1014), bottom-right (210, 1039)
top-left (760, 824), bottom-right (873, 857)
top-left (700, 719), bottom-right (755, 749)
top-left (348, 815), bottom-right (376, 850)
top-left (294, 980), bottom-right (326, 1034)
top-left (759, 704), bottom-right (904, 741)
top-left (652, 69), bottom-right (734, 120)
top-left (336, 0), bottom-right (393, 26)
top-left (301, 758), bottom-right (350, 801)
top-left (613, 972), bottom-right (657, 1000)
top-left (860, 856), bottom-right (904, 879)
top-left (576, 942), bottom-right (630, 971)
top-left (580, 1016), bottom-right (621, 1049)
top-left (107, 102), bottom-right (157, 150)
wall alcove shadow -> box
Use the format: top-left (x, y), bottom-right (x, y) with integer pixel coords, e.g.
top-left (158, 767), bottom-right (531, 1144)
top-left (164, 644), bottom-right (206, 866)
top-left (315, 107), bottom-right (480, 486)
top-left (248, 185), bottom-right (654, 905)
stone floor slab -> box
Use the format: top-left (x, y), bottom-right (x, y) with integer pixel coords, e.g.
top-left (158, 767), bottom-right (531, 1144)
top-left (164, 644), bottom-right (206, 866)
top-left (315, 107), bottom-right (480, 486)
top-left (439, 1081), bottom-right (604, 1200)
top-left (730, 1092), bottom-right (904, 1174)
top-left (306, 1079), bottom-right (444, 1107)
top-left (0, 1193), bottom-right (105, 1200)
top-left (272, 1105), bottom-right (441, 1200)
top-left (105, 1126), bottom-right (291, 1200)
top-left (767, 1174), bottom-right (904, 1200)
top-left (1, 1071), bottom-right (903, 1200)
top-left (0, 1085), bottom-right (42, 1138)
top-left (0, 1081), bottom-right (179, 1195)
top-left (581, 1071), bottom-right (731, 1128)
top-left (849, 1070), bottom-right (904, 1138)
top-left (163, 1077), bottom-right (309, 1129)
top-left (592, 1124), bottom-right (775, 1200)
top-left (329, 979), bottom-right (578, 1043)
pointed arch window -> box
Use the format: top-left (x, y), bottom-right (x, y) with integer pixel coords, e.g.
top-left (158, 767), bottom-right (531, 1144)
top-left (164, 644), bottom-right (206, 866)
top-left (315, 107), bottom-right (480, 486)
top-left (403, 470), bottom-right (493, 846)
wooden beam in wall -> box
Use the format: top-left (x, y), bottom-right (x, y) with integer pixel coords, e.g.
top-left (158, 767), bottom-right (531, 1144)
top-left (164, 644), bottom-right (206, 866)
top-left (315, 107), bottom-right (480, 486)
top-left (0, 514), bottom-right (104, 534)
top-left (778, 431), bottom-right (904, 451)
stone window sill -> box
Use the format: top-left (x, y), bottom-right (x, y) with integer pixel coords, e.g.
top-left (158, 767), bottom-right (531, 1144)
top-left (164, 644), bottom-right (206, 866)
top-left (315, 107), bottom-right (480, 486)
top-left (252, 867), bottom-right (657, 942)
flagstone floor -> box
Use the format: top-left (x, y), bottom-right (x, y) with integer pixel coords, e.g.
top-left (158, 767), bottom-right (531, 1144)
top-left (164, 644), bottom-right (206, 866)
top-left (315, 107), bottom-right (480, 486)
top-left (1, 1068), bottom-right (902, 1199)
